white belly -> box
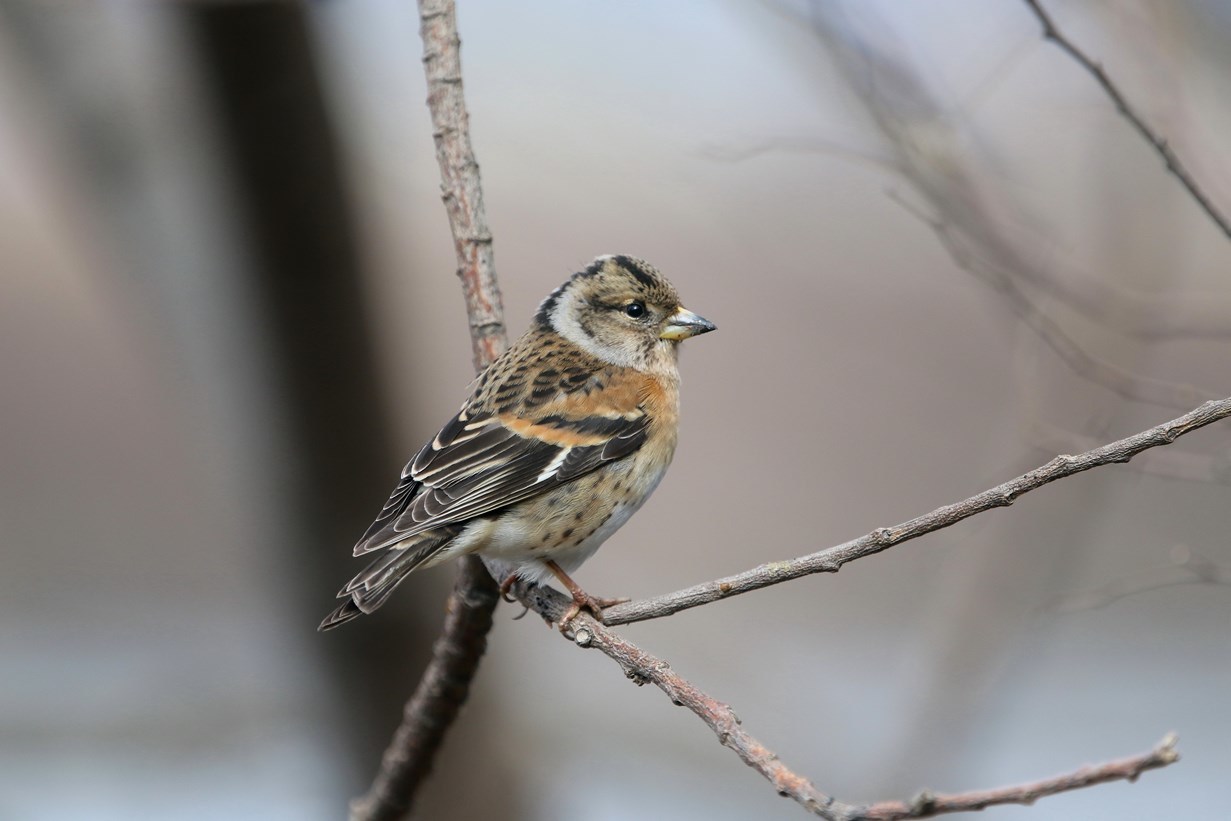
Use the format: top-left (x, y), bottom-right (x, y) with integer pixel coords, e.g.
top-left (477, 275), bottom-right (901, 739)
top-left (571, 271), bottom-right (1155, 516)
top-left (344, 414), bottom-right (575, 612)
top-left (468, 453), bottom-right (672, 583)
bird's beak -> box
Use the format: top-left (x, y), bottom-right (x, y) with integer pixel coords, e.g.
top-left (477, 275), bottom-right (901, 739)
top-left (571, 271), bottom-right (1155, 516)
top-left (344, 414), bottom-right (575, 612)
top-left (659, 307), bottom-right (717, 341)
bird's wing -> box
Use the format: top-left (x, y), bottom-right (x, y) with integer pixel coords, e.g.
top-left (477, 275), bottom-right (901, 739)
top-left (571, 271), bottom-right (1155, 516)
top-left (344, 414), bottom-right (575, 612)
top-left (353, 386), bottom-right (650, 556)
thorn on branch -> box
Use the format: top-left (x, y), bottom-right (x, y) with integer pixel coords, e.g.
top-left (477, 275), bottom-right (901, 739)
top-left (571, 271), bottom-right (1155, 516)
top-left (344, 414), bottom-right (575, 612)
top-left (1155, 732), bottom-right (1180, 763)
top-left (910, 789), bottom-right (937, 815)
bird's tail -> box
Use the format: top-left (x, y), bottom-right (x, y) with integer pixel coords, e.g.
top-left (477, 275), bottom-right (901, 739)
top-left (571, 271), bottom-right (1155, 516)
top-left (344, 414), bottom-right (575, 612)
top-left (318, 528), bottom-right (457, 631)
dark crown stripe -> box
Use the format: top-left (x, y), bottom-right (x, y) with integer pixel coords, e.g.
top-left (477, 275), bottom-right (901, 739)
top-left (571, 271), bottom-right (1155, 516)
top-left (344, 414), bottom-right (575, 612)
top-left (610, 255), bottom-right (656, 288)
top-left (575, 258), bottom-right (608, 278)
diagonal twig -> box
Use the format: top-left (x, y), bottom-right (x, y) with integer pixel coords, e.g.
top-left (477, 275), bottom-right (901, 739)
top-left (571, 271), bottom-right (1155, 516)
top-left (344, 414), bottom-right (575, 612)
top-left (857, 734), bottom-right (1177, 820)
top-left (603, 397), bottom-right (1231, 625)
top-left (350, 560), bottom-right (498, 821)
top-left (894, 197), bottom-right (1211, 410)
top-left (1030, 419), bottom-right (1231, 485)
top-left (1054, 544), bottom-right (1231, 613)
top-left (1022, 0), bottom-right (1231, 240)
top-left (350, 2), bottom-right (506, 818)
top-left (782, 2), bottom-right (1231, 341)
top-left (515, 583), bottom-right (1178, 820)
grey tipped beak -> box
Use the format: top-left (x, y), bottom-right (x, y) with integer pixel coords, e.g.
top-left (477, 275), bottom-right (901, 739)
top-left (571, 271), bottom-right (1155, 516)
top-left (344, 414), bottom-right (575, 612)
top-left (659, 307), bottom-right (716, 341)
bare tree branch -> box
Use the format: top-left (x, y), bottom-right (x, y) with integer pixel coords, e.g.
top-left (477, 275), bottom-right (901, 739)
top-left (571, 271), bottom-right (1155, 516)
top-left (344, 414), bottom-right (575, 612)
top-left (1030, 420), bottom-right (1231, 485)
top-left (603, 397), bottom-right (1231, 626)
top-left (856, 734), bottom-right (1178, 820)
top-left (1022, 0), bottom-right (1231, 240)
top-left (418, 0), bottom-right (506, 371)
top-left (350, 560), bottom-right (498, 821)
top-left (514, 583), bottom-right (1178, 820)
top-left (350, 1), bottom-right (507, 818)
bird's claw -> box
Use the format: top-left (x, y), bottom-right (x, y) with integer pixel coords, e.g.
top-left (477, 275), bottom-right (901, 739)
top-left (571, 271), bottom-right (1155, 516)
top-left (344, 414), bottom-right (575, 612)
top-left (498, 571), bottom-right (520, 604)
top-left (557, 591), bottom-right (629, 632)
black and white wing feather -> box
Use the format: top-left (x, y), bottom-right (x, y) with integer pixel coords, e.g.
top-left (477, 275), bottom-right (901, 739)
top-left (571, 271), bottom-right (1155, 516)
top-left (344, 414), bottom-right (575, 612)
top-left (352, 403), bottom-right (648, 556)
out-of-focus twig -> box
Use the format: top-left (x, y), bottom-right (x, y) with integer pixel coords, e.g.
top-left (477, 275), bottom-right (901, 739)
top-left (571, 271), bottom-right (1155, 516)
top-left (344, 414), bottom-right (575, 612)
top-left (1055, 544), bottom-right (1231, 613)
top-left (350, 1), bottom-right (506, 819)
top-left (604, 397), bottom-right (1231, 625)
top-left (896, 199), bottom-right (1212, 409)
top-left (1022, 0), bottom-right (1231, 240)
top-left (513, 583), bottom-right (1177, 820)
top-left (750, 2), bottom-right (1231, 341)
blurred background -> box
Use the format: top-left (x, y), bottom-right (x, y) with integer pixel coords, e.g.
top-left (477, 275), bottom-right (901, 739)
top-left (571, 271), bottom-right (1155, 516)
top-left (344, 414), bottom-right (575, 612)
top-left (2, 0), bottom-right (1230, 818)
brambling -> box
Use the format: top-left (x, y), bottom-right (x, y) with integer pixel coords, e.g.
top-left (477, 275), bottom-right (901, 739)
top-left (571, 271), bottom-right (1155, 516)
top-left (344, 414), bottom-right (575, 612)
top-left (319, 255), bottom-right (715, 631)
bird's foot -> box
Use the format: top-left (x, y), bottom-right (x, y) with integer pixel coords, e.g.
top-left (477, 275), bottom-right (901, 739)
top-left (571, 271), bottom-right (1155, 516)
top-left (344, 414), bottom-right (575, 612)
top-left (498, 571), bottom-right (521, 604)
top-left (558, 589), bottom-right (631, 630)
top-left (542, 558), bottom-right (629, 631)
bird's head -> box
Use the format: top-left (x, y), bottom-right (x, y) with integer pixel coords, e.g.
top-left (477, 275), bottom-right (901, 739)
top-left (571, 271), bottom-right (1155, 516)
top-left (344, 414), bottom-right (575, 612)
top-left (536, 255), bottom-right (716, 373)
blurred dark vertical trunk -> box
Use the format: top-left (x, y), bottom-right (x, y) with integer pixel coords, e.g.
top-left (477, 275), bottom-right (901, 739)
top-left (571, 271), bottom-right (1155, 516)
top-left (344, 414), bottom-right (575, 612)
top-left (1, 0), bottom-right (519, 811)
top-left (180, 1), bottom-right (434, 784)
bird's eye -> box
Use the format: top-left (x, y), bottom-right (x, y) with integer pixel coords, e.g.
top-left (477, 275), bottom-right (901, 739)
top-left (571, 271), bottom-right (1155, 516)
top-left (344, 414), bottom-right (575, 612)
top-left (624, 301), bottom-right (646, 319)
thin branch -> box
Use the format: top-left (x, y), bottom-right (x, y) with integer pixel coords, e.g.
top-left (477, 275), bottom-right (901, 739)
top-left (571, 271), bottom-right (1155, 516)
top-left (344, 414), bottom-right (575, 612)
top-left (1030, 419), bottom-right (1231, 485)
top-left (526, 586), bottom-right (840, 817)
top-left (856, 734), bottom-right (1178, 820)
top-left (895, 196), bottom-right (1212, 410)
top-left (351, 1), bottom-right (507, 818)
top-left (350, 560), bottom-right (498, 820)
top-left (603, 397), bottom-right (1231, 626)
top-left (515, 583), bottom-right (1177, 820)
top-left (420, 0), bottom-right (506, 371)
top-left (1022, 0), bottom-right (1231, 240)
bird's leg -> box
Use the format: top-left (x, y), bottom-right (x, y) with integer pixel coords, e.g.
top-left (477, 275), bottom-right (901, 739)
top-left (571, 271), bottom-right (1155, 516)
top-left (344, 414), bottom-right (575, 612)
top-left (545, 560), bottom-right (629, 630)
top-left (498, 571), bottom-right (521, 604)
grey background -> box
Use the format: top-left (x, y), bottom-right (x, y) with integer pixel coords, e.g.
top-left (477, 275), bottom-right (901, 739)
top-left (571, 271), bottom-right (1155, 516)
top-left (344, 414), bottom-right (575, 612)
top-left (2, 1), bottom-right (1229, 819)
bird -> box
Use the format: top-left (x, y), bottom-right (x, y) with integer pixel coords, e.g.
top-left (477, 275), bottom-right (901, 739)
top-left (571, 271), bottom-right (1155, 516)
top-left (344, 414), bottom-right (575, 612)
top-left (319, 254), bottom-right (715, 631)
